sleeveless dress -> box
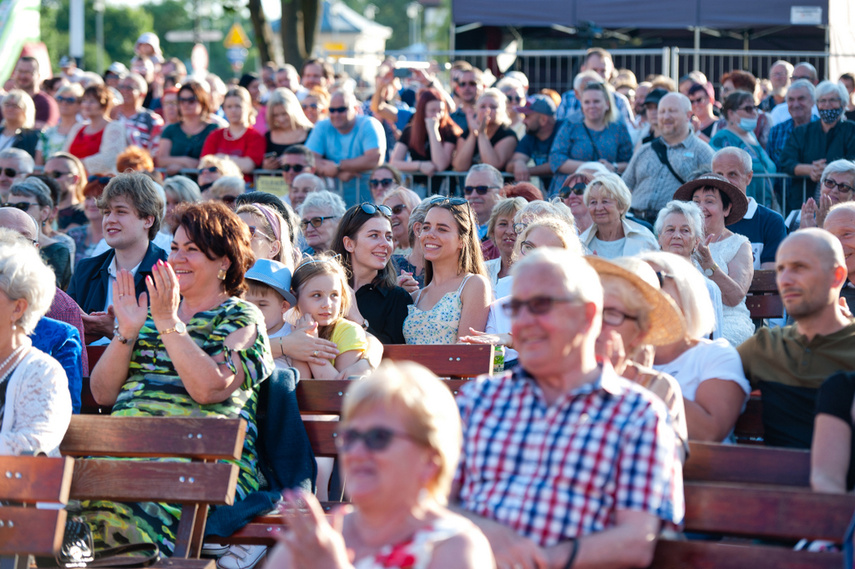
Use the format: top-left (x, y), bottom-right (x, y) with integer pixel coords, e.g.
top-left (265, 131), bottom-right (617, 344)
top-left (708, 234), bottom-right (755, 346)
top-left (403, 275), bottom-right (472, 345)
top-left (353, 515), bottom-right (476, 569)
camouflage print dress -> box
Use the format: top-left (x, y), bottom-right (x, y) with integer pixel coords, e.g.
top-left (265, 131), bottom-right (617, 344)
top-left (82, 297), bottom-right (274, 555)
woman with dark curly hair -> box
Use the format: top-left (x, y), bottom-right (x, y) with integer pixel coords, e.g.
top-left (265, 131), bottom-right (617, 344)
top-left (86, 200), bottom-right (274, 555)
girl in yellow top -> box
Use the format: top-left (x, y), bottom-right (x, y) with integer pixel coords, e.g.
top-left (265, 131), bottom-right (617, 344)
top-left (289, 255), bottom-right (369, 379)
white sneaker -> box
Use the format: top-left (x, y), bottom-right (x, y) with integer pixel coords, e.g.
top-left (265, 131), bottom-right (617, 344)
top-left (202, 542), bottom-right (229, 557)
top-left (216, 545), bottom-right (268, 569)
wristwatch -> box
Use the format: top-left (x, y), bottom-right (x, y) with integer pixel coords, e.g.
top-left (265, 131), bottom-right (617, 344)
top-left (704, 263), bottom-right (719, 277)
top-left (161, 321), bottom-right (187, 336)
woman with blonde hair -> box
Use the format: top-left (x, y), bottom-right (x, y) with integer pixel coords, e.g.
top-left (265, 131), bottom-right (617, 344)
top-left (579, 173), bottom-right (658, 259)
top-left (201, 86), bottom-right (265, 179)
top-left (262, 88), bottom-right (314, 171)
top-left (300, 87), bottom-right (329, 125)
top-left (382, 187), bottom-right (422, 253)
top-left (197, 154), bottom-right (242, 194)
top-left (453, 88), bottom-right (518, 172)
top-left (36, 83), bottom-right (83, 164)
top-left (403, 198), bottom-right (490, 344)
top-left (268, 362), bottom-right (493, 569)
top-left (484, 197), bottom-right (525, 288)
top-left (1, 90), bottom-right (39, 158)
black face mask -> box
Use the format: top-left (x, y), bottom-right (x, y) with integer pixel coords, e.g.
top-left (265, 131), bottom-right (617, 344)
top-left (198, 182), bottom-right (213, 193)
top-left (819, 107), bottom-right (844, 125)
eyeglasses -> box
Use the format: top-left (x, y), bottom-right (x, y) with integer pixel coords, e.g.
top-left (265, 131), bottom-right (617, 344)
top-left (519, 240), bottom-right (536, 254)
top-left (390, 204), bottom-right (407, 215)
top-left (198, 166), bottom-right (219, 175)
top-left (602, 307), bottom-right (639, 326)
top-left (301, 216), bottom-right (336, 229)
top-left (655, 271), bottom-right (675, 288)
top-left (328, 106), bottom-right (349, 114)
top-left (359, 203), bottom-right (391, 217)
top-left (464, 185), bottom-right (498, 196)
top-left (56, 96), bottom-right (79, 104)
top-left (369, 178), bottom-right (394, 188)
top-left (513, 222), bottom-right (527, 234)
top-left (220, 195), bottom-right (237, 206)
top-left (301, 103), bottom-right (319, 110)
top-left (736, 105), bottom-right (758, 114)
top-left (689, 96), bottom-right (706, 105)
top-left (429, 196), bottom-right (468, 206)
top-left (45, 170), bottom-right (71, 179)
top-left (178, 96), bottom-right (197, 104)
top-left (502, 296), bottom-right (578, 317)
top-left (559, 183), bottom-right (587, 199)
top-left (88, 175), bottom-right (113, 185)
top-left (823, 178), bottom-right (855, 193)
top-left (248, 225), bottom-right (273, 241)
top-left (0, 168), bottom-right (17, 178)
top-left (281, 164), bottom-right (305, 173)
top-left (118, 84), bottom-right (137, 92)
top-left (334, 427), bottom-right (416, 452)
top-left (4, 202), bottom-right (36, 212)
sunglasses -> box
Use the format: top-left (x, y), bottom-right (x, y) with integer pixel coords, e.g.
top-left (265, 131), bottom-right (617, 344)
top-left (689, 96), bottom-right (706, 105)
top-left (248, 225), bottom-right (273, 240)
top-left (390, 204), bottom-right (407, 215)
top-left (328, 106), bottom-right (349, 114)
top-left (506, 95), bottom-right (523, 103)
top-left (502, 296), bottom-right (578, 317)
top-left (429, 196), bottom-right (468, 206)
top-left (359, 203), bottom-right (391, 217)
top-left (369, 178), bottom-right (394, 188)
top-left (301, 216), bottom-right (336, 229)
top-left (335, 427), bottom-right (415, 452)
top-left (301, 103), bottom-right (319, 110)
top-left (457, 81), bottom-right (478, 88)
top-left (4, 202), bottom-right (37, 212)
top-left (56, 96), bottom-right (79, 104)
top-left (198, 166), bottom-right (219, 175)
top-left (464, 185), bottom-right (497, 196)
top-left (281, 164), bottom-right (305, 173)
top-left (559, 183), bottom-right (587, 199)
top-left (0, 168), bottom-right (17, 178)
top-left (737, 105), bottom-right (758, 113)
top-left (178, 96), bottom-right (198, 104)
top-left (45, 170), bottom-right (71, 179)
top-left (88, 175), bottom-right (113, 185)
top-left (824, 178), bottom-right (855, 193)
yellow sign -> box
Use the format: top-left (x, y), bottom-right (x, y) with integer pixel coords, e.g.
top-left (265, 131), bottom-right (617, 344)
top-left (255, 175), bottom-right (288, 199)
top-left (223, 23), bottom-right (251, 49)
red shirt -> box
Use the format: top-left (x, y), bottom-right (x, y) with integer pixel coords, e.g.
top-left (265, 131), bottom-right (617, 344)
top-left (68, 127), bottom-right (104, 160)
top-left (201, 127), bottom-right (265, 182)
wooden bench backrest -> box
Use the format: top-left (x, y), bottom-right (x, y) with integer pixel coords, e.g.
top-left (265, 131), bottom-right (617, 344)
top-left (0, 456), bottom-right (74, 556)
top-left (685, 441), bottom-right (810, 486)
top-left (733, 394), bottom-right (764, 444)
top-left (381, 344), bottom-right (494, 378)
top-left (747, 269), bottom-right (784, 320)
top-left (651, 540), bottom-right (843, 569)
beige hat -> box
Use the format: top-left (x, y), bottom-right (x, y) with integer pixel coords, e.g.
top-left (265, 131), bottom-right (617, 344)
top-left (586, 256), bottom-right (686, 346)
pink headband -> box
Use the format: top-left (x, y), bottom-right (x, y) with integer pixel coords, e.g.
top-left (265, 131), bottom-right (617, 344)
top-left (254, 204), bottom-right (281, 242)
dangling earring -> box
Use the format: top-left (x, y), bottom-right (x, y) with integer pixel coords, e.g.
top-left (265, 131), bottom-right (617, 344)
top-left (217, 268), bottom-right (227, 280)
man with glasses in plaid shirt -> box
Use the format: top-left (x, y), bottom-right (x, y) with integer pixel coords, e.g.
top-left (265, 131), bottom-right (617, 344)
top-left (453, 248), bottom-right (683, 569)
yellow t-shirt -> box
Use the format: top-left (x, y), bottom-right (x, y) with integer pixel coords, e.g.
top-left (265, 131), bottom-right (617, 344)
top-left (329, 319), bottom-right (369, 364)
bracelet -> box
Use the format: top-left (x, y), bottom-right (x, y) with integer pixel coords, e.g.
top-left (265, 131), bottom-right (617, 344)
top-left (113, 326), bottom-right (136, 345)
top-left (562, 538), bottom-right (579, 569)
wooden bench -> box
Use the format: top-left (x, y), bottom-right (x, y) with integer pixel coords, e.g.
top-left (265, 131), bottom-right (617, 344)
top-left (746, 269), bottom-right (783, 323)
top-left (733, 392), bottom-right (765, 445)
top-left (382, 343), bottom-right (495, 379)
top-left (0, 456), bottom-right (74, 567)
top-left (685, 441), bottom-right (810, 486)
top-left (60, 416), bottom-right (245, 562)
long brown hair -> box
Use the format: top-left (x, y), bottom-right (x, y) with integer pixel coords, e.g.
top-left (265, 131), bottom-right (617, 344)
top-left (407, 88), bottom-right (462, 151)
top-left (422, 199), bottom-right (487, 285)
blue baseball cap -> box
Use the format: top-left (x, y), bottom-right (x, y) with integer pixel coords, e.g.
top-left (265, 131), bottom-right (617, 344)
top-left (516, 94), bottom-right (556, 117)
top-left (245, 259), bottom-right (296, 305)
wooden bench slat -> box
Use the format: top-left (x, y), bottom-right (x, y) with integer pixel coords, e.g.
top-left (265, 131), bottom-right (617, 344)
top-left (69, 460), bottom-right (239, 504)
top-left (652, 539), bottom-right (843, 569)
top-left (151, 559), bottom-right (217, 569)
top-left (685, 442), bottom-right (810, 486)
top-left (382, 344), bottom-right (493, 378)
top-left (0, 456), bottom-right (74, 503)
top-left (303, 421), bottom-right (338, 456)
top-left (61, 416), bottom-right (246, 461)
top-left (0, 508), bottom-right (67, 555)
top-left (684, 482), bottom-right (855, 541)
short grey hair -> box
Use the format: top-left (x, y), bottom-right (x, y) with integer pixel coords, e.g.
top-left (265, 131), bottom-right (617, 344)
top-left (10, 178), bottom-right (53, 207)
top-left (821, 159), bottom-right (855, 186)
top-left (576, 161), bottom-right (611, 176)
top-left (0, 148), bottom-right (34, 174)
top-left (787, 79), bottom-right (816, 102)
top-left (292, 173), bottom-right (326, 192)
top-left (712, 147), bottom-right (752, 174)
top-left (126, 72), bottom-right (148, 96)
top-left (815, 80), bottom-right (849, 109)
top-left (584, 173), bottom-right (632, 216)
top-left (162, 175), bottom-right (201, 204)
top-left (210, 176), bottom-right (244, 197)
top-left (0, 238), bottom-right (56, 334)
top-left (514, 199), bottom-right (576, 231)
top-left (573, 70), bottom-right (602, 92)
top-left (465, 163), bottom-right (503, 189)
top-left (637, 251), bottom-right (715, 339)
top-left (298, 189), bottom-right (346, 218)
top-left (654, 200), bottom-right (705, 240)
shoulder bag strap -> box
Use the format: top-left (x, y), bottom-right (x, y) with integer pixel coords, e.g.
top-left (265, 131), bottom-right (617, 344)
top-left (651, 137), bottom-right (686, 185)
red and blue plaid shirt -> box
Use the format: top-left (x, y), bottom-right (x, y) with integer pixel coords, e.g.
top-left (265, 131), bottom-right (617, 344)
top-left (455, 364), bottom-right (684, 547)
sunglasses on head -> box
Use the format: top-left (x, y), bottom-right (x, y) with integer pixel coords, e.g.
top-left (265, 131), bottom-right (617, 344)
top-left (464, 185), bottom-right (496, 196)
top-left (429, 196), bottom-right (468, 206)
top-left (0, 168), bottom-right (17, 178)
top-left (359, 203), bottom-right (391, 217)
top-left (301, 215), bottom-right (336, 229)
top-left (334, 427), bottom-right (415, 452)
top-left (56, 96), bottom-right (79, 104)
top-left (281, 164), bottom-right (305, 173)
top-left (369, 178), bottom-right (394, 188)
top-left (198, 166), bottom-right (219, 175)
top-left (328, 106), bottom-right (349, 114)
top-left (88, 175), bottom-right (113, 185)
top-left (559, 183), bottom-right (587, 199)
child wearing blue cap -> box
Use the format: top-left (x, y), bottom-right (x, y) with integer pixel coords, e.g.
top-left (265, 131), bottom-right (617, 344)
top-left (244, 259), bottom-right (297, 370)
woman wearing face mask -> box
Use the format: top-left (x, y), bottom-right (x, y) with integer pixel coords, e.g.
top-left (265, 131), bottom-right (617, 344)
top-left (710, 91), bottom-right (778, 210)
top-left (780, 81), bottom-right (855, 190)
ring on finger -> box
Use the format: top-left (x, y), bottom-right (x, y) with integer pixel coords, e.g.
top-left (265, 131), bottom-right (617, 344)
top-left (312, 350), bottom-right (319, 357)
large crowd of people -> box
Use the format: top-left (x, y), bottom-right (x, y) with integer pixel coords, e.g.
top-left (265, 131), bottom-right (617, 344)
top-left (3, 34), bottom-right (855, 568)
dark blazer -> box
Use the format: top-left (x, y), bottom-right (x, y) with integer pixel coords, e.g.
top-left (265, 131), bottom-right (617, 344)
top-left (67, 242), bottom-right (167, 314)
